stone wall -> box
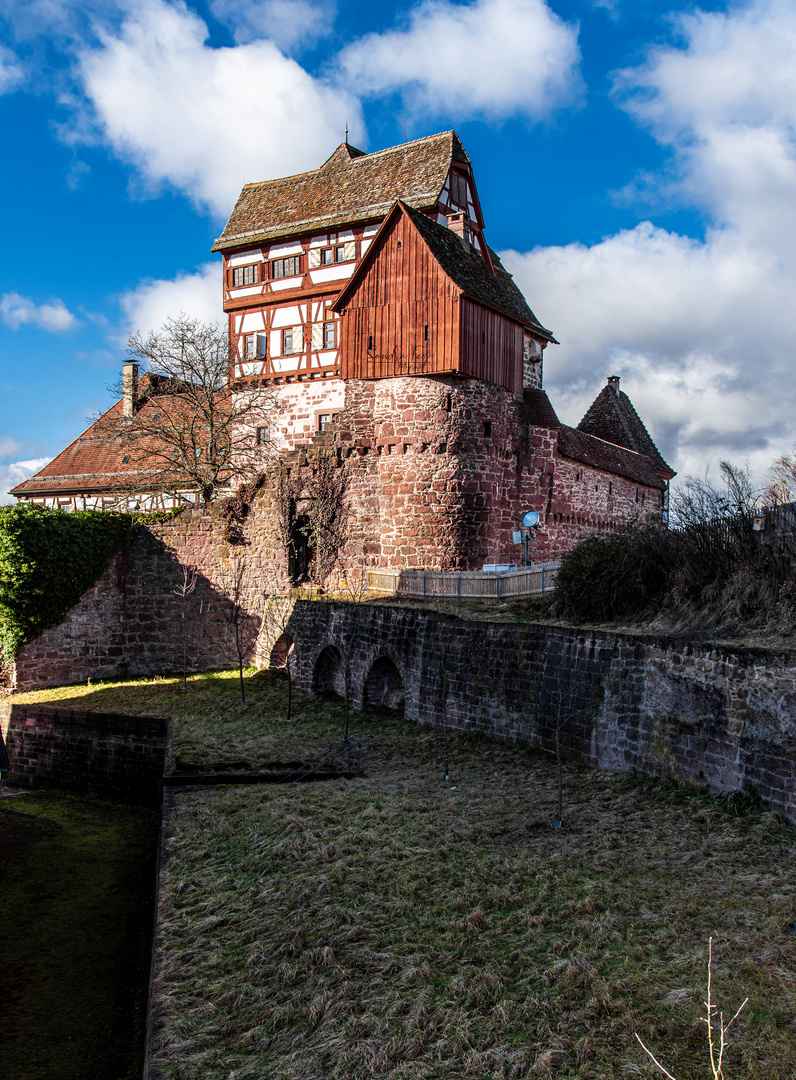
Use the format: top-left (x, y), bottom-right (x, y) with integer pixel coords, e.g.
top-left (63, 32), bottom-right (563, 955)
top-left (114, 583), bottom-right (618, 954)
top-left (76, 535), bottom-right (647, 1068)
top-left (278, 602), bottom-right (796, 821)
top-left (0, 703), bottom-right (167, 804)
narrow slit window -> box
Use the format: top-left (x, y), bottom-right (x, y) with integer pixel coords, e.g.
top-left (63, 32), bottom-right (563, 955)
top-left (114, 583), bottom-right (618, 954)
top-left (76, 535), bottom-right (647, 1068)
top-left (424, 324), bottom-right (429, 341)
top-left (483, 421), bottom-right (492, 437)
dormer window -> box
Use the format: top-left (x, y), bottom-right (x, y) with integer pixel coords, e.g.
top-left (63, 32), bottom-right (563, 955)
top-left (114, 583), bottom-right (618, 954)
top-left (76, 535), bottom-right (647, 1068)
top-left (232, 264), bottom-right (259, 287)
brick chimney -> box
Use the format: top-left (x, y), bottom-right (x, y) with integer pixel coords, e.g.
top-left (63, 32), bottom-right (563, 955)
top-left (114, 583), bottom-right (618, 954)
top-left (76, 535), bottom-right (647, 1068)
top-left (607, 375), bottom-right (620, 392)
top-left (447, 211), bottom-right (470, 248)
top-left (122, 362), bottom-right (139, 418)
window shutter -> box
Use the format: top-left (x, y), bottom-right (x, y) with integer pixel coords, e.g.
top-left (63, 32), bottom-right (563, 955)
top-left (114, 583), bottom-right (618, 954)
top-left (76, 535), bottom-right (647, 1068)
top-left (311, 323), bottom-right (323, 350)
top-left (256, 334), bottom-right (267, 358)
top-left (308, 248), bottom-right (321, 269)
top-left (292, 325), bottom-right (303, 353)
top-left (344, 241), bottom-right (357, 261)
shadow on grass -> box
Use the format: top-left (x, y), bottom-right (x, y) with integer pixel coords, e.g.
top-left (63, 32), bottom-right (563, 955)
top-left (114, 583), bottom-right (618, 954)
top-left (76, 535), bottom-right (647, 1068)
top-left (0, 793), bottom-right (159, 1080)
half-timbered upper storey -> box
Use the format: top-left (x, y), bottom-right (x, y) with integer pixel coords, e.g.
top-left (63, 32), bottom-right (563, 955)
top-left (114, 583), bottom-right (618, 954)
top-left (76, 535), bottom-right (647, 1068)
top-left (211, 131), bottom-right (550, 392)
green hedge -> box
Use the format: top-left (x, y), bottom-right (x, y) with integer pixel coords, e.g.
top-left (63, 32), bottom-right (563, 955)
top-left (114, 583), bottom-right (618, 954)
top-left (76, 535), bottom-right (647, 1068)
top-left (0, 504), bottom-right (133, 664)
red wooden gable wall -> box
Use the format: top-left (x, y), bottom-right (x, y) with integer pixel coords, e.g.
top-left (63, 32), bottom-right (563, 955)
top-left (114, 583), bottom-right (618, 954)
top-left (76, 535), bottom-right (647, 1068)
top-left (337, 210), bottom-right (524, 392)
top-left (338, 212), bottom-right (459, 380)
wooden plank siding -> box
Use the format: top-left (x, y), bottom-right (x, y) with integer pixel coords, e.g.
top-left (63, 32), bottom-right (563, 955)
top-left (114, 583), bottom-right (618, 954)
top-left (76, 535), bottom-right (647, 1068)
top-left (338, 208), bottom-right (524, 392)
top-left (339, 212), bottom-right (460, 381)
top-left (459, 298), bottom-right (523, 394)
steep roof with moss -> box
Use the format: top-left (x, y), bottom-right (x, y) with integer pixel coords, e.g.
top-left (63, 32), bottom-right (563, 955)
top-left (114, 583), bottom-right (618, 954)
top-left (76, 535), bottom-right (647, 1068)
top-left (212, 131), bottom-right (470, 252)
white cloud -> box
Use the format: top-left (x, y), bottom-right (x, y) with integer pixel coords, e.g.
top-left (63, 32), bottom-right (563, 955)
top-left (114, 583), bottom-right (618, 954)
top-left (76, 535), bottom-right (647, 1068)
top-left (208, 0), bottom-right (336, 50)
top-left (0, 458), bottom-right (51, 504)
top-left (0, 43), bottom-right (25, 92)
top-left (118, 261), bottom-right (222, 341)
top-left (0, 292), bottom-right (78, 332)
top-left (336, 0), bottom-right (581, 120)
top-left (504, 0), bottom-right (796, 486)
top-left (76, 0), bottom-right (364, 215)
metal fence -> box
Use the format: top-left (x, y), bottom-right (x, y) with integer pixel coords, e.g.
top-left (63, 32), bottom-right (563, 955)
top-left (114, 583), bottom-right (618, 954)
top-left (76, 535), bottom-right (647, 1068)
top-left (367, 563), bottom-right (560, 601)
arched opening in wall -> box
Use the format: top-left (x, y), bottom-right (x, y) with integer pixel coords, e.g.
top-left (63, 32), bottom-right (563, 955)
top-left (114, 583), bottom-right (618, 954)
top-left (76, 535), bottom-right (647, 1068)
top-left (363, 656), bottom-right (405, 714)
top-left (269, 635), bottom-right (297, 680)
top-left (313, 645), bottom-right (345, 697)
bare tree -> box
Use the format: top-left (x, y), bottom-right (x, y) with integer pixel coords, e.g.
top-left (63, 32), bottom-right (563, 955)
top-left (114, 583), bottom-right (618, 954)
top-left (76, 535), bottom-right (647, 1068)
top-left (214, 553), bottom-right (260, 703)
top-left (107, 316), bottom-right (276, 505)
top-left (173, 564), bottom-right (198, 691)
top-left (765, 447), bottom-right (796, 506)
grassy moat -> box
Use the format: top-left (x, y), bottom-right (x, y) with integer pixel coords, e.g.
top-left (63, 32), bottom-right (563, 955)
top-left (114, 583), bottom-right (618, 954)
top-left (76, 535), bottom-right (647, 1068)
top-left (10, 670), bottom-right (796, 1079)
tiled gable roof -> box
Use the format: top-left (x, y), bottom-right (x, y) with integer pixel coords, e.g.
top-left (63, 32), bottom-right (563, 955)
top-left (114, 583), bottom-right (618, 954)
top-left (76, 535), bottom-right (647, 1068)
top-left (577, 379), bottom-right (674, 478)
top-left (10, 376), bottom-right (190, 497)
top-left (557, 427), bottom-right (667, 490)
top-left (401, 203), bottom-right (556, 339)
top-left (212, 131), bottom-right (470, 252)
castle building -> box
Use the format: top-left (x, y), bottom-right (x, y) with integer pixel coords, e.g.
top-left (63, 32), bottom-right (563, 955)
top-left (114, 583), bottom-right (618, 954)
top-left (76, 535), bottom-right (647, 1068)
top-left (212, 130), bottom-right (673, 571)
top-left (13, 130), bottom-right (673, 575)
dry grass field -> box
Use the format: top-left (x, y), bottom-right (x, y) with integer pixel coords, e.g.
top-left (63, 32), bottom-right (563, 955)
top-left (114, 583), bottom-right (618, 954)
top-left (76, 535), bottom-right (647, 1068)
top-left (13, 670), bottom-right (796, 1079)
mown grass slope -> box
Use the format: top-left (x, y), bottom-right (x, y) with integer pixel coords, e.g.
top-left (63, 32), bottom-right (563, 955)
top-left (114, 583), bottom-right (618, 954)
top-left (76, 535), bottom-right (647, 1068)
top-left (13, 671), bottom-right (796, 1079)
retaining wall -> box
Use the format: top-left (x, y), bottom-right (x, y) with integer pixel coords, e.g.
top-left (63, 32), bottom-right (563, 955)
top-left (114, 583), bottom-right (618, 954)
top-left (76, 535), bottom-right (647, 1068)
top-left (0, 703), bottom-right (168, 804)
top-left (281, 603), bottom-right (796, 821)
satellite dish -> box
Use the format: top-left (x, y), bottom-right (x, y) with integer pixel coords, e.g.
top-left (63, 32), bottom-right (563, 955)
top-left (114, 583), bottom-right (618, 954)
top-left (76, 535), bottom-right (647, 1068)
top-left (522, 510), bottom-right (540, 528)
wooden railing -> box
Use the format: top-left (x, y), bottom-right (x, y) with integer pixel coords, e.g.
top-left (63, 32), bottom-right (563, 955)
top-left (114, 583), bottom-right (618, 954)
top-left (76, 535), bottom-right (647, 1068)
top-left (367, 564), bottom-right (560, 601)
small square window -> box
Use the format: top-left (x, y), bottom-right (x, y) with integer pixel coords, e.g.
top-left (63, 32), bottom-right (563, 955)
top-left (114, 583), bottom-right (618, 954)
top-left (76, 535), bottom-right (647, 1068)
top-left (282, 328), bottom-right (293, 353)
top-left (255, 426), bottom-right (268, 446)
top-left (318, 413), bottom-right (332, 431)
top-left (335, 246), bottom-right (346, 262)
top-left (321, 247), bottom-right (334, 265)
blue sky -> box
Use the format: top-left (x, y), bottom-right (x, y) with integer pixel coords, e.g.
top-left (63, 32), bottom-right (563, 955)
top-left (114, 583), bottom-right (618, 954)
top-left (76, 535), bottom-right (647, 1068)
top-left (2, 0), bottom-right (795, 500)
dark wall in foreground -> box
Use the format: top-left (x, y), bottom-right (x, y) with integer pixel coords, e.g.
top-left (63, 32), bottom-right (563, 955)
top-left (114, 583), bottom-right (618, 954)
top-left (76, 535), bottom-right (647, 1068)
top-left (282, 603), bottom-right (796, 822)
top-left (1, 704), bottom-right (168, 804)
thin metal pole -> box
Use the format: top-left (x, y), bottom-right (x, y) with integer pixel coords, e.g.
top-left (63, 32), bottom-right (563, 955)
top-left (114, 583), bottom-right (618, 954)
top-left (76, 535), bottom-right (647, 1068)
top-left (542, 566), bottom-right (546, 595)
top-left (458, 574), bottom-right (461, 602)
top-left (423, 573), bottom-right (427, 600)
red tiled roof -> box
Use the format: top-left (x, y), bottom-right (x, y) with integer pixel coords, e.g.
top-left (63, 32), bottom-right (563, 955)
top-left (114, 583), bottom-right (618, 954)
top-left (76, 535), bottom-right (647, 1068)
top-left (212, 131), bottom-right (470, 252)
top-left (577, 379), bottom-right (674, 479)
top-left (557, 426), bottom-right (667, 490)
top-left (10, 376), bottom-right (191, 497)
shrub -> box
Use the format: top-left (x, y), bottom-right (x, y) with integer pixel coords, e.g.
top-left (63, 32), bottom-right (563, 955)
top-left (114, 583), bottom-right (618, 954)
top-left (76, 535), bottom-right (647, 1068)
top-left (0, 504), bottom-right (132, 666)
top-left (553, 527), bottom-right (672, 622)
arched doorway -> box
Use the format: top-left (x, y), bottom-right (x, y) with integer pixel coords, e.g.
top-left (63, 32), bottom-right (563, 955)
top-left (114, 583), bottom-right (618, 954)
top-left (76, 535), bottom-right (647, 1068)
top-left (269, 635), bottom-right (296, 679)
top-left (312, 645), bottom-right (345, 697)
top-left (363, 656), bottom-right (405, 713)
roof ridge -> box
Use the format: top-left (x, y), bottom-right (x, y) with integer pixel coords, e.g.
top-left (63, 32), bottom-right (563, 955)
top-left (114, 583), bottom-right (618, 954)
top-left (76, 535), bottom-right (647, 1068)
top-left (241, 131), bottom-right (458, 193)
